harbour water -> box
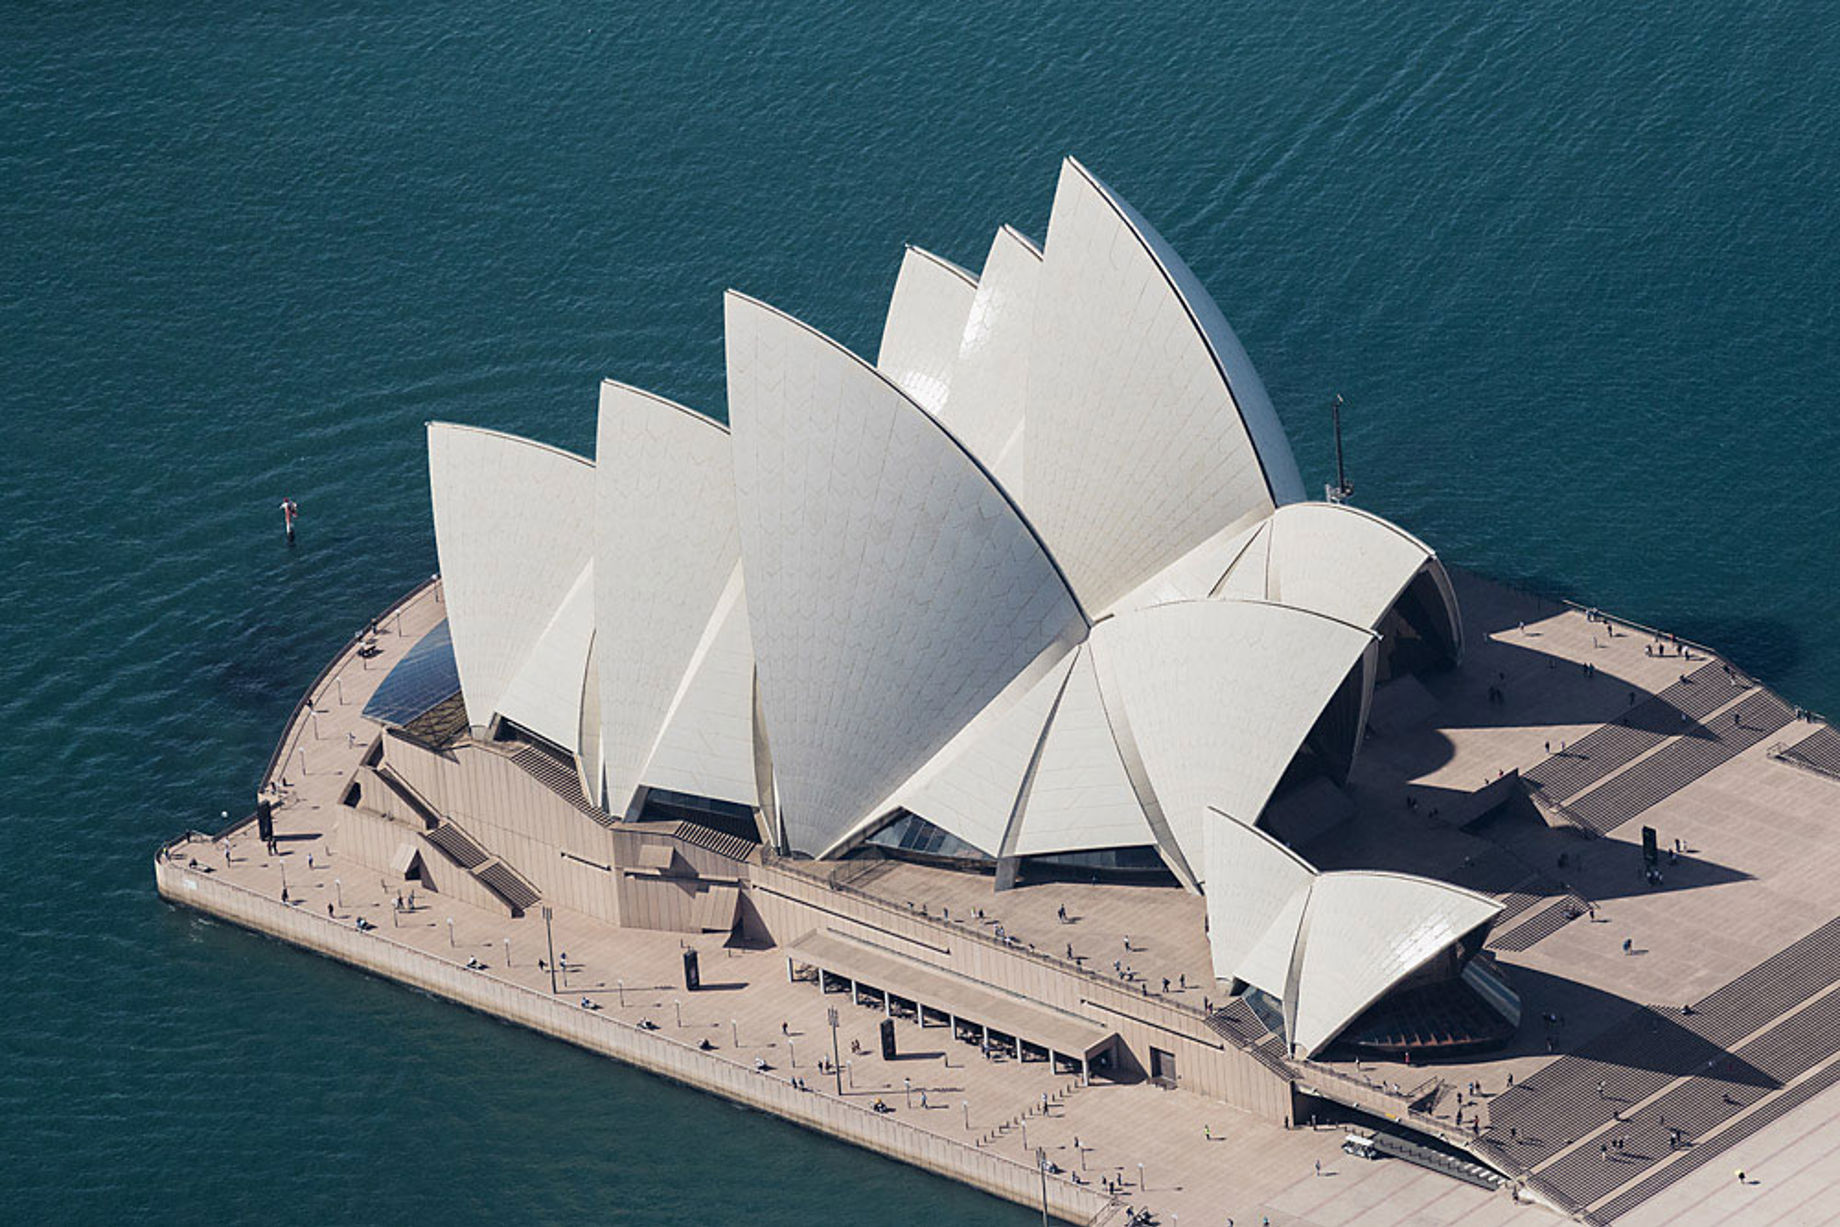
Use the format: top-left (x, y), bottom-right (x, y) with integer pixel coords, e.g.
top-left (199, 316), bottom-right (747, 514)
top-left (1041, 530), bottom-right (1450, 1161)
top-left (3, 2), bottom-right (1835, 1221)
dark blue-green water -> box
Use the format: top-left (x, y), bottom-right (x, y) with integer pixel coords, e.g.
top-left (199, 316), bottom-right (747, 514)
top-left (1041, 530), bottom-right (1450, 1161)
top-left (3, 2), bottom-right (1835, 1221)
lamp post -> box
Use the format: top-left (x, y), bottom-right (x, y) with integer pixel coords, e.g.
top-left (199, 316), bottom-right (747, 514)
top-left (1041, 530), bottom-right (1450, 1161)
top-left (311, 710), bottom-right (321, 740)
top-left (963, 1101), bottom-right (970, 1131)
top-left (1137, 1162), bottom-right (1144, 1193)
top-left (846, 1060), bottom-right (853, 1089)
top-left (731, 1018), bottom-right (739, 1047)
top-left (904, 1076), bottom-right (912, 1108)
top-left (788, 1039), bottom-right (795, 1067)
top-left (618, 979), bottom-right (626, 1008)
top-left (336, 676), bottom-right (345, 706)
top-left (543, 906), bottom-right (557, 995)
top-left (673, 999), bottom-right (682, 1028)
top-left (447, 918), bottom-right (454, 948)
top-left (1037, 1148), bottom-right (1050, 1227)
top-left (334, 878), bottom-right (341, 908)
top-left (829, 1007), bottom-right (842, 1095)
top-left (504, 938), bottom-right (510, 967)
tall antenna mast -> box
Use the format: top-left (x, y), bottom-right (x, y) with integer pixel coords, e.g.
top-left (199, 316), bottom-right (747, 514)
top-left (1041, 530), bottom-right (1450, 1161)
top-left (1326, 393), bottom-right (1354, 503)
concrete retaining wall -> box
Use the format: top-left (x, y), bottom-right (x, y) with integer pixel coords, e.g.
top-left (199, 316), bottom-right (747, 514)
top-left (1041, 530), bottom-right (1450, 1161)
top-left (155, 857), bottom-right (1113, 1226)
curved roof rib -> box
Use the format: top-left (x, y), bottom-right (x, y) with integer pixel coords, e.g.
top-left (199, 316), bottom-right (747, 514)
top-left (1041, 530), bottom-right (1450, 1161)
top-left (1214, 502), bottom-right (1462, 659)
top-left (427, 423), bottom-right (596, 738)
top-left (877, 246), bottom-right (978, 419)
top-left (1291, 873), bottom-right (1502, 1057)
top-left (944, 226), bottom-right (1042, 491)
top-left (594, 380), bottom-right (745, 818)
top-left (1022, 158), bottom-right (1306, 615)
top-left (725, 291), bottom-right (1088, 856)
top-left (1091, 598), bottom-right (1378, 887)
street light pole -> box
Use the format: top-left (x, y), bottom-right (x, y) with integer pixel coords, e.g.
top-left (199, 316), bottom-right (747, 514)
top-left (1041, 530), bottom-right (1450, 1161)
top-left (829, 1007), bottom-right (842, 1095)
top-left (334, 878), bottom-right (341, 908)
top-left (543, 906), bottom-right (557, 995)
top-left (674, 999), bottom-right (682, 1028)
top-left (446, 917), bottom-right (454, 948)
top-left (1037, 1148), bottom-right (1050, 1227)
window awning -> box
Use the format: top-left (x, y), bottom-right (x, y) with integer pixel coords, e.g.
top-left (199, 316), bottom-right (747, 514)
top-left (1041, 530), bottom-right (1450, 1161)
top-left (786, 930), bottom-right (1114, 1059)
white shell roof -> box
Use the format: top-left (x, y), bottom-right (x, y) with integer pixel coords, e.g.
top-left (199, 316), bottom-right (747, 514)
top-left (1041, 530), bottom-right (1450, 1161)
top-left (943, 226), bottom-right (1041, 492)
top-left (1022, 158), bottom-right (1305, 616)
top-left (1202, 808), bottom-right (1314, 985)
top-left (877, 246), bottom-right (978, 419)
top-left (1196, 813), bottom-right (1503, 1056)
top-left (724, 290), bottom-right (1088, 856)
top-left (494, 560), bottom-right (596, 753)
top-left (639, 564), bottom-right (758, 808)
top-left (427, 423), bottom-right (596, 737)
top-left (1214, 503), bottom-right (1458, 649)
top-left (594, 380), bottom-right (744, 817)
top-left (873, 645), bottom-right (1077, 858)
top-left (1290, 873), bottom-right (1501, 1057)
top-left (1092, 598), bottom-right (1377, 885)
top-left (1011, 644), bottom-right (1156, 856)
top-left (418, 165), bottom-right (1490, 1048)
top-left (1237, 880), bottom-right (1310, 1002)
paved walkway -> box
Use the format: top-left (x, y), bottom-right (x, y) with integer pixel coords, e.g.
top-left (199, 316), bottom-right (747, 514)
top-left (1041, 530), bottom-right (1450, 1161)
top-left (176, 567), bottom-right (1840, 1224)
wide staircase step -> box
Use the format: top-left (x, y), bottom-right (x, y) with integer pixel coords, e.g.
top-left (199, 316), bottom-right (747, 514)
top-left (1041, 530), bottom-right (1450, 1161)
top-left (426, 820), bottom-right (489, 869)
top-left (473, 858), bottom-right (541, 914)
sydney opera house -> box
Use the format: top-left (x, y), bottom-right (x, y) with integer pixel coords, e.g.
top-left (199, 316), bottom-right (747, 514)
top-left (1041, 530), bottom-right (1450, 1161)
top-left (415, 157), bottom-right (1516, 1062)
top-left (165, 155), bottom-right (1840, 1222)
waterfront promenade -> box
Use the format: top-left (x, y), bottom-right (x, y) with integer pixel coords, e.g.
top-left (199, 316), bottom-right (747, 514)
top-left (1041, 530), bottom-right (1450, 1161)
top-left (156, 564), bottom-right (1840, 1224)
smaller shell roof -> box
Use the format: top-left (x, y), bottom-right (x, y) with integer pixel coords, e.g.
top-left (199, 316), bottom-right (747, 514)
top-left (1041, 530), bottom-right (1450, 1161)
top-left (1214, 502), bottom-right (1456, 648)
top-left (1197, 813), bottom-right (1504, 1057)
top-left (1291, 872), bottom-right (1502, 1057)
top-left (1203, 808), bottom-right (1314, 984)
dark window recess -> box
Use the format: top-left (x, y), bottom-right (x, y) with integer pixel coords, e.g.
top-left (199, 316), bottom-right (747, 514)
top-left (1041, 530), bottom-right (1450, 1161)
top-left (863, 811), bottom-right (992, 862)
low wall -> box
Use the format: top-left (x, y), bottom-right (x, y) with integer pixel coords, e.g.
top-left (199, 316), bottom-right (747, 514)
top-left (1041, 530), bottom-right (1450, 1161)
top-left (154, 856), bottom-right (1114, 1226)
